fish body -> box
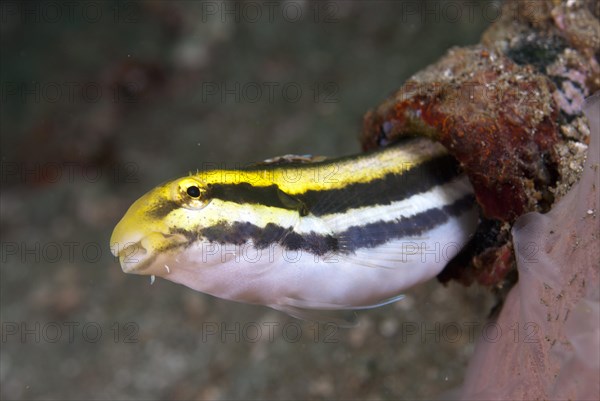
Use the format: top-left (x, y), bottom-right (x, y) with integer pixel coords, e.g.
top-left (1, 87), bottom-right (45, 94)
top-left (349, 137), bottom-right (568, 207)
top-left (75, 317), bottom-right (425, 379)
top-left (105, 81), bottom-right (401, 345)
top-left (111, 138), bottom-right (478, 318)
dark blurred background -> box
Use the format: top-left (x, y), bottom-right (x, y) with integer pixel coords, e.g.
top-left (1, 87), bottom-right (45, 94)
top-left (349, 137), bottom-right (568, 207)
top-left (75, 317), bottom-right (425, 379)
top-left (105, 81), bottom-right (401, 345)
top-left (1, 1), bottom-right (496, 399)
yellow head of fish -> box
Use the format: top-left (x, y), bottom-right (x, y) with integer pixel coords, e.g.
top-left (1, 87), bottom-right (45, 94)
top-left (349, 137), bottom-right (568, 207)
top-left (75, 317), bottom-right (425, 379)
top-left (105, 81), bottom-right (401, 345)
top-left (110, 176), bottom-right (210, 275)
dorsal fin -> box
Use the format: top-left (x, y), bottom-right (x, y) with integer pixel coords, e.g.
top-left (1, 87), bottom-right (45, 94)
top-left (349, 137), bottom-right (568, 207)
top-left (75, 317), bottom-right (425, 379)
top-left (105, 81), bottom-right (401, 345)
top-left (250, 154), bottom-right (327, 167)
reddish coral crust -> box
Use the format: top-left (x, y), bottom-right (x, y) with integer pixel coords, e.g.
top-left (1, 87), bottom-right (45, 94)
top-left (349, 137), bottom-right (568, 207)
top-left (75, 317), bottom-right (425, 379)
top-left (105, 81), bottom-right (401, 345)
top-left (362, 47), bottom-right (560, 223)
top-left (360, 0), bottom-right (598, 289)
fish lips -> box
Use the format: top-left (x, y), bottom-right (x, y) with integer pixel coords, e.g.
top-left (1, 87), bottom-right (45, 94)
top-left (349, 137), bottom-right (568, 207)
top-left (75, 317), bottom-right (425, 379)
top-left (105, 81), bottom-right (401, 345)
top-left (113, 232), bottom-right (188, 275)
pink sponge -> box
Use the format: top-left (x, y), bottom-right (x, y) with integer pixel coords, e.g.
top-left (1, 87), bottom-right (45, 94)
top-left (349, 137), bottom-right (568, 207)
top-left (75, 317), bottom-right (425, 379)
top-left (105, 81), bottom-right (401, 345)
top-left (460, 93), bottom-right (600, 400)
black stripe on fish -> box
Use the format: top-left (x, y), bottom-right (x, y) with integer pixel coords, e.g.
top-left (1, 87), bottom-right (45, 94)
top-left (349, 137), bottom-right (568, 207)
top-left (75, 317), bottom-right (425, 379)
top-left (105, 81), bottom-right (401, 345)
top-left (337, 194), bottom-right (475, 250)
top-left (191, 194), bottom-right (475, 256)
top-left (203, 154), bottom-right (461, 217)
top-left (300, 154), bottom-right (461, 216)
top-left (206, 183), bottom-right (308, 216)
top-left (147, 200), bottom-right (181, 219)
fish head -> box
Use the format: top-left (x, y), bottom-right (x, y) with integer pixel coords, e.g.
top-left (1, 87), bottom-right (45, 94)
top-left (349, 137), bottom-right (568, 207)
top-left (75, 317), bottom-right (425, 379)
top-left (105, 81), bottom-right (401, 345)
top-left (110, 176), bottom-right (212, 276)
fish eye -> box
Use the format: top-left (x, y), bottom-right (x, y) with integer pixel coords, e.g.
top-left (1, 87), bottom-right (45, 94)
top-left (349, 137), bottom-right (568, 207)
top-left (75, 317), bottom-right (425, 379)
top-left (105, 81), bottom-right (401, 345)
top-left (186, 186), bottom-right (201, 198)
top-left (174, 178), bottom-right (209, 210)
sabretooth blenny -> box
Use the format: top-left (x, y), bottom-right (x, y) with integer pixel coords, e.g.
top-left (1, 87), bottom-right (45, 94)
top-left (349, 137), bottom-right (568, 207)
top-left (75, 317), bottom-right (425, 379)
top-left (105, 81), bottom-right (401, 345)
top-left (111, 137), bottom-right (478, 320)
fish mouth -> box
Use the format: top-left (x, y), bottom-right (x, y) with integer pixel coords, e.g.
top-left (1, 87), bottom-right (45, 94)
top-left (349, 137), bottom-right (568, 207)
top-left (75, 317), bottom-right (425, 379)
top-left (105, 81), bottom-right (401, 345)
top-left (117, 240), bottom-right (152, 274)
top-left (113, 233), bottom-right (188, 274)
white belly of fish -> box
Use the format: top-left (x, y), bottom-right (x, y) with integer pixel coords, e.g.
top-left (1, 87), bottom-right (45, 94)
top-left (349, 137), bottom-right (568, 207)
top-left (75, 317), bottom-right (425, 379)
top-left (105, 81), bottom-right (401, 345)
top-left (150, 204), bottom-right (478, 316)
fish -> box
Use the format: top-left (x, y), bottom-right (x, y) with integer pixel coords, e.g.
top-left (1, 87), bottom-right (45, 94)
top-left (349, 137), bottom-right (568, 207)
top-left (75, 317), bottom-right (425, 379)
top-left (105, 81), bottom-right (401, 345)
top-left (110, 137), bottom-right (478, 321)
